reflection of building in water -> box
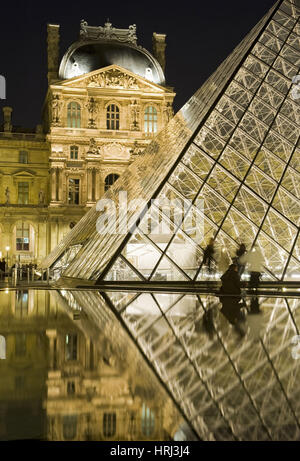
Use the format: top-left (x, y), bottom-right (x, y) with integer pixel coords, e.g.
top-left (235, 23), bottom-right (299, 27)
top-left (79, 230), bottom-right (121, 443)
top-left (0, 290), bottom-right (183, 441)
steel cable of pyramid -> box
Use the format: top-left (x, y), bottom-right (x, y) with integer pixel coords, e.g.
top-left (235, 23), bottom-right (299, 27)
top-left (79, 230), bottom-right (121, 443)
top-left (41, 1), bottom-right (279, 281)
top-left (282, 226), bottom-right (300, 280)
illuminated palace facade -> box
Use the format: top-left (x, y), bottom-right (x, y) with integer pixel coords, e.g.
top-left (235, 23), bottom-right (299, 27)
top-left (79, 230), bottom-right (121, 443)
top-left (0, 21), bottom-right (175, 265)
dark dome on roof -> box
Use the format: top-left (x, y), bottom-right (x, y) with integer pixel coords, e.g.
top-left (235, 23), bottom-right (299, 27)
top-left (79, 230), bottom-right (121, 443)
top-left (59, 41), bottom-right (165, 86)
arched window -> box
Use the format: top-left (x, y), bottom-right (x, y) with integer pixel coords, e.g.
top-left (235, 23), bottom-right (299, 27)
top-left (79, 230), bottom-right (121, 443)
top-left (141, 404), bottom-right (155, 437)
top-left (0, 335), bottom-right (6, 360)
top-left (16, 222), bottom-right (30, 251)
top-left (67, 102), bottom-right (81, 128)
top-left (70, 145), bottom-right (79, 159)
top-left (104, 173), bottom-right (120, 192)
top-left (103, 412), bottom-right (116, 437)
top-left (106, 104), bottom-right (120, 130)
top-left (144, 106), bottom-right (157, 134)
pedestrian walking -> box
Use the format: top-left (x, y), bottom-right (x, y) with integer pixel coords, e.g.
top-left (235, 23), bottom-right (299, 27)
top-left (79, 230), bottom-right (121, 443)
top-left (235, 243), bottom-right (247, 276)
top-left (202, 238), bottom-right (215, 273)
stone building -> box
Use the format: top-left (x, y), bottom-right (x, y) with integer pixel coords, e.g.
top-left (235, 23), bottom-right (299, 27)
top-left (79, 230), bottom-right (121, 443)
top-left (0, 20), bottom-right (175, 265)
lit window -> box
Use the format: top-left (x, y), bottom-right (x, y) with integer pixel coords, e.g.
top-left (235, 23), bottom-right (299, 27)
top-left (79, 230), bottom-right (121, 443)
top-left (104, 173), bottom-right (119, 192)
top-left (68, 179), bottom-right (80, 205)
top-left (141, 404), bottom-right (155, 437)
top-left (63, 415), bottom-right (77, 440)
top-left (103, 413), bottom-right (116, 437)
top-left (106, 104), bottom-right (120, 130)
top-left (18, 182), bottom-right (29, 204)
top-left (65, 334), bottom-right (78, 361)
top-left (16, 222), bottom-right (30, 251)
top-left (16, 291), bottom-right (28, 317)
top-left (70, 145), bottom-right (79, 159)
top-left (67, 102), bottom-right (81, 128)
top-left (144, 106), bottom-right (157, 134)
top-left (0, 335), bottom-right (6, 359)
top-left (19, 151), bottom-right (28, 164)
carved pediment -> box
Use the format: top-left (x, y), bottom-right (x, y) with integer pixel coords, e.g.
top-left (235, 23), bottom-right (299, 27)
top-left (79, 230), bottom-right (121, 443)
top-left (87, 68), bottom-right (139, 89)
top-left (102, 142), bottom-right (129, 161)
top-left (61, 65), bottom-right (165, 93)
top-left (12, 169), bottom-right (36, 184)
top-left (13, 169), bottom-right (36, 178)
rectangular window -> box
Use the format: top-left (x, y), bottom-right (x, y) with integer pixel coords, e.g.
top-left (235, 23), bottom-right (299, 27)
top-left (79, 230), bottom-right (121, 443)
top-left (19, 151), bottom-right (28, 164)
top-left (18, 182), bottom-right (29, 204)
top-left (70, 146), bottom-right (79, 159)
top-left (16, 222), bottom-right (30, 251)
top-left (68, 179), bottom-right (80, 205)
top-left (65, 334), bottom-right (78, 361)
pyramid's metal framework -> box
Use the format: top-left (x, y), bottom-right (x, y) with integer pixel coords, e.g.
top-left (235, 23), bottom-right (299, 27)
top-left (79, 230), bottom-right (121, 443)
top-left (60, 289), bottom-right (300, 440)
top-left (41, 0), bottom-right (300, 283)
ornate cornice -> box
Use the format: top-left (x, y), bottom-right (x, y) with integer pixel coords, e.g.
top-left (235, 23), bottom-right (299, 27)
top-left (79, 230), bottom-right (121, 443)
top-left (79, 20), bottom-right (137, 45)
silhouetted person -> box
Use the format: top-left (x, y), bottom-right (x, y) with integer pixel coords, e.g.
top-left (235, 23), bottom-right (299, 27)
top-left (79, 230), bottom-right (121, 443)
top-left (0, 258), bottom-right (5, 280)
top-left (202, 308), bottom-right (215, 339)
top-left (219, 264), bottom-right (246, 336)
top-left (235, 243), bottom-right (247, 276)
top-left (249, 296), bottom-right (261, 314)
top-left (203, 238), bottom-right (215, 273)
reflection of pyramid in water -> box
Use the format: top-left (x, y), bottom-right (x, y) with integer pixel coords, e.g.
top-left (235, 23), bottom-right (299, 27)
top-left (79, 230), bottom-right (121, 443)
top-left (42, 0), bottom-right (300, 282)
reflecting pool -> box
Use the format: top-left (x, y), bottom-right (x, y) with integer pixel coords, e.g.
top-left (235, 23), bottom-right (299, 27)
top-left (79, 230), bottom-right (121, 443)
top-left (0, 289), bottom-right (299, 441)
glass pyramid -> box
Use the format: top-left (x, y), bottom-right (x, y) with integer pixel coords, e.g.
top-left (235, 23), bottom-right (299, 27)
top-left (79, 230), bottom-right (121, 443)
top-left (42, 0), bottom-right (300, 283)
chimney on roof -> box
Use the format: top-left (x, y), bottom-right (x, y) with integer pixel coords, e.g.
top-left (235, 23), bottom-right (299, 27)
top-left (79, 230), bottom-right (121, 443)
top-left (152, 33), bottom-right (166, 73)
top-left (2, 106), bottom-right (12, 132)
top-left (47, 24), bottom-right (60, 85)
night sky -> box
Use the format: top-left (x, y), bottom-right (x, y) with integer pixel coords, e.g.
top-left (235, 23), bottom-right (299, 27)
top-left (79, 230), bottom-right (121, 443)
top-left (0, 0), bottom-right (276, 129)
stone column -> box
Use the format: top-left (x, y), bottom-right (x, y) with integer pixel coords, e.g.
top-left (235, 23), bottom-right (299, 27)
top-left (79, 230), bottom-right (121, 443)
top-left (95, 169), bottom-right (101, 200)
top-left (87, 168), bottom-right (93, 202)
top-left (51, 168), bottom-right (57, 201)
top-left (2, 106), bottom-right (12, 132)
top-left (152, 33), bottom-right (166, 73)
top-left (58, 167), bottom-right (63, 202)
top-left (47, 24), bottom-right (60, 85)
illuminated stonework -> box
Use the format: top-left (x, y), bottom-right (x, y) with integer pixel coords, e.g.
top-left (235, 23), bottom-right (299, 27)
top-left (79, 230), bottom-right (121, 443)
top-left (43, 0), bottom-right (300, 283)
top-left (0, 22), bottom-right (175, 265)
